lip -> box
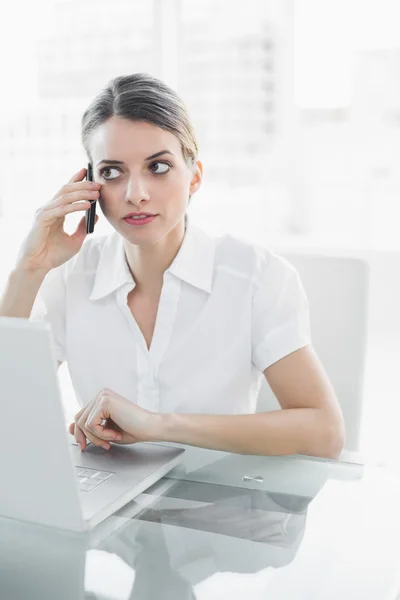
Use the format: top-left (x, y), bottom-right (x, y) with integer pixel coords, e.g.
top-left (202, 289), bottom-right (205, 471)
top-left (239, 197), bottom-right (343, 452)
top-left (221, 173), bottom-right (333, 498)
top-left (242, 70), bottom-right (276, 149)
top-left (123, 214), bottom-right (158, 227)
top-left (124, 212), bottom-right (157, 218)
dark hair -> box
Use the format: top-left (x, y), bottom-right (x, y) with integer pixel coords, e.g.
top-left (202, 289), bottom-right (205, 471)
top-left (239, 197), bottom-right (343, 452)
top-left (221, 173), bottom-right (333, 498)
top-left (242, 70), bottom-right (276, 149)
top-left (81, 72), bottom-right (198, 171)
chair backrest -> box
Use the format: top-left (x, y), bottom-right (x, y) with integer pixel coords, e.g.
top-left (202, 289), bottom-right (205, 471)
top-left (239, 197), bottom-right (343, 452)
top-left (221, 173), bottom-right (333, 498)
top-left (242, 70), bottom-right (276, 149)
top-left (256, 253), bottom-right (370, 452)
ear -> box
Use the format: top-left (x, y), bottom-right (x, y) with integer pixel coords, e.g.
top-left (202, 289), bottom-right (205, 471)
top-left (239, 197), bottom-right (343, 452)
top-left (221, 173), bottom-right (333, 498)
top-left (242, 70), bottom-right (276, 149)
top-left (189, 160), bottom-right (203, 196)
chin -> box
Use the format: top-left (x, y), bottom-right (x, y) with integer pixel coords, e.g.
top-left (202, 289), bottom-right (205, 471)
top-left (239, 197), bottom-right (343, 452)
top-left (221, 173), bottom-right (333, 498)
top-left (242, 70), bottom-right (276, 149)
top-left (120, 221), bottom-right (163, 246)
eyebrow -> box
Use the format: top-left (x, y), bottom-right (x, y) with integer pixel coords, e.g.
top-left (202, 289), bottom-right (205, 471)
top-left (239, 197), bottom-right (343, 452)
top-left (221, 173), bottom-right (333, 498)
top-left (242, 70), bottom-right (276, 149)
top-left (96, 150), bottom-right (174, 167)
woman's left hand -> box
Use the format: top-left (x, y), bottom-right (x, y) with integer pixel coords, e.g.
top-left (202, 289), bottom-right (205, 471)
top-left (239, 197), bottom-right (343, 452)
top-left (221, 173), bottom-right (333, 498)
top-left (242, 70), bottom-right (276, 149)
top-left (68, 388), bottom-right (161, 451)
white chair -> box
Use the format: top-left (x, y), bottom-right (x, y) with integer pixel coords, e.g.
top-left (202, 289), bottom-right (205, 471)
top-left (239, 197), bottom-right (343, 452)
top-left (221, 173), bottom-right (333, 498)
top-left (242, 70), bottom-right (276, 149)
top-left (256, 253), bottom-right (370, 452)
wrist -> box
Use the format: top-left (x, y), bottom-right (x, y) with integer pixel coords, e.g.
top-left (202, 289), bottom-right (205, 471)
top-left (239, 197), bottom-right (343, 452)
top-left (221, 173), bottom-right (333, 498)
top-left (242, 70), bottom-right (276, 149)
top-left (150, 412), bottom-right (175, 442)
top-left (11, 264), bottom-right (49, 281)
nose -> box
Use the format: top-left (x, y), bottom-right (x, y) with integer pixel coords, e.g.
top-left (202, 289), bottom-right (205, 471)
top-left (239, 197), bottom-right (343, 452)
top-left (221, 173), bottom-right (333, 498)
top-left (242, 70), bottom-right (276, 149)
top-left (125, 175), bottom-right (150, 206)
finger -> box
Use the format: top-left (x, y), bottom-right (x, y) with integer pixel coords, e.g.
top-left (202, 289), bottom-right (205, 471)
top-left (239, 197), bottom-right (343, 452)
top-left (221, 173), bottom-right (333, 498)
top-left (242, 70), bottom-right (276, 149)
top-left (38, 201), bottom-right (93, 226)
top-left (102, 419), bottom-right (133, 445)
top-left (68, 167), bottom-right (87, 184)
top-left (78, 408), bottom-right (110, 450)
top-left (72, 407), bottom-right (87, 450)
top-left (46, 166), bottom-right (101, 206)
top-left (37, 197), bottom-right (94, 223)
top-left (66, 168), bottom-right (101, 188)
top-left (68, 422), bottom-right (75, 435)
top-left (86, 408), bottom-right (123, 442)
top-left (64, 179), bottom-right (101, 192)
top-left (77, 420), bottom-right (107, 450)
top-left (74, 421), bottom-right (88, 451)
top-left (73, 407), bottom-right (85, 426)
top-left (48, 181), bottom-right (101, 206)
top-left (50, 189), bottom-right (100, 209)
top-left (109, 434), bottom-right (138, 445)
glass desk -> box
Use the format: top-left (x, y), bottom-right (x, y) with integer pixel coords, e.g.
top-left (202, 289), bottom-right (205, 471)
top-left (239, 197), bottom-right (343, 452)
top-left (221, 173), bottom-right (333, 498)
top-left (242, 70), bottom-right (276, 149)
top-left (2, 447), bottom-right (400, 600)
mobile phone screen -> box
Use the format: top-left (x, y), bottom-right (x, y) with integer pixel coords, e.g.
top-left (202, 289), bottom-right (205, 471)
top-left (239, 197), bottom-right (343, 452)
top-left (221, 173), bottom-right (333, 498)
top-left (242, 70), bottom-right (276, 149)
top-left (85, 162), bottom-right (97, 234)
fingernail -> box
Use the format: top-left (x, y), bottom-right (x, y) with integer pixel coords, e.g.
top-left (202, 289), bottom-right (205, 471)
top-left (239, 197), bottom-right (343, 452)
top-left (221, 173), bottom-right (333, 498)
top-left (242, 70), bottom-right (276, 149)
top-left (102, 444), bottom-right (109, 450)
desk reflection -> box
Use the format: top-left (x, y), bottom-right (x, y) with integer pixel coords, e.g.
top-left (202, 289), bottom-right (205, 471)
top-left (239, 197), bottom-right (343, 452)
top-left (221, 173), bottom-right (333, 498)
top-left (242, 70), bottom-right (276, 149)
top-left (0, 477), bottom-right (323, 600)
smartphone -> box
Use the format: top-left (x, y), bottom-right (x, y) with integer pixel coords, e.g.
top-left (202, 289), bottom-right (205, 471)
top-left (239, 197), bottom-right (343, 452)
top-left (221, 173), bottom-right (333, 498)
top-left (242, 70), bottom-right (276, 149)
top-left (85, 162), bottom-right (97, 234)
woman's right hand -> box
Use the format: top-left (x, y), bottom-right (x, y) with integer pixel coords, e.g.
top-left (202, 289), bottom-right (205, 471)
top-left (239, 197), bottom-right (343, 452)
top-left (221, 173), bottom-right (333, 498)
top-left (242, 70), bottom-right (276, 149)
top-left (16, 167), bottom-right (101, 273)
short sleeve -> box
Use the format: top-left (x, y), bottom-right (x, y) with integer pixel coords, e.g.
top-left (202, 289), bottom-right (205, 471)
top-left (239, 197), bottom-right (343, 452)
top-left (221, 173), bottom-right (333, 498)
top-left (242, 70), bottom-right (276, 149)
top-left (30, 265), bottom-right (67, 363)
top-left (251, 250), bottom-right (311, 372)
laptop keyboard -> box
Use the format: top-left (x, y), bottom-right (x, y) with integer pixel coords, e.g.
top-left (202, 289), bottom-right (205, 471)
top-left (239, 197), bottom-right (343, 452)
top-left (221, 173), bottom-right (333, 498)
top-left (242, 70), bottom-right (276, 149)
top-left (75, 466), bottom-right (114, 493)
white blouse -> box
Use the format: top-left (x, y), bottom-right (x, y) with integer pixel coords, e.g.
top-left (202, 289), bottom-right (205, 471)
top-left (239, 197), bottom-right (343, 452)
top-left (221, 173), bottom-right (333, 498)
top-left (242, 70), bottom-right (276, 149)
top-left (30, 216), bottom-right (311, 414)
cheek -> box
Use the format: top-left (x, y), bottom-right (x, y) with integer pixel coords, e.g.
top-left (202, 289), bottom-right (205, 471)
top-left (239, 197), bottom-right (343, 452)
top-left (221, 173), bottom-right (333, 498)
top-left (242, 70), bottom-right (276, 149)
top-left (161, 172), bottom-right (191, 194)
top-left (98, 190), bottom-right (117, 214)
top-left (98, 196), bottom-right (108, 215)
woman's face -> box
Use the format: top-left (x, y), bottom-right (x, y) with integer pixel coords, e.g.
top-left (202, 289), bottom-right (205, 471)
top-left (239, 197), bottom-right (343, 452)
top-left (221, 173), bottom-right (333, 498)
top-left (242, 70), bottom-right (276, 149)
top-left (89, 116), bottom-right (202, 246)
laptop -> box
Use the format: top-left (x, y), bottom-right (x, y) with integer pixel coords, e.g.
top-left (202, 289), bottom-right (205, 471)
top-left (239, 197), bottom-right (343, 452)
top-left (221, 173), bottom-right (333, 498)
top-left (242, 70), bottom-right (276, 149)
top-left (0, 317), bottom-right (185, 532)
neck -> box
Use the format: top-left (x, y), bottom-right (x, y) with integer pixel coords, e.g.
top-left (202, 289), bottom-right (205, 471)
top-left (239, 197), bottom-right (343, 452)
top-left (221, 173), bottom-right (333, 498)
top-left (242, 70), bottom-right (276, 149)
top-left (123, 218), bottom-right (186, 295)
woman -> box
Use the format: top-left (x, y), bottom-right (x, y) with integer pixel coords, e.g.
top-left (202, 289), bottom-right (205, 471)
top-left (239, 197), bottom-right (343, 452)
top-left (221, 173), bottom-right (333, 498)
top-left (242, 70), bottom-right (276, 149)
top-left (0, 73), bottom-right (345, 458)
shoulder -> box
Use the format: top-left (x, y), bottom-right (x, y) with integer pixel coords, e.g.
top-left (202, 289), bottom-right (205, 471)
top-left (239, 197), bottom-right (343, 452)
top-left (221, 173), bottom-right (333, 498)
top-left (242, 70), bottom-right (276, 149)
top-left (213, 231), bottom-right (298, 287)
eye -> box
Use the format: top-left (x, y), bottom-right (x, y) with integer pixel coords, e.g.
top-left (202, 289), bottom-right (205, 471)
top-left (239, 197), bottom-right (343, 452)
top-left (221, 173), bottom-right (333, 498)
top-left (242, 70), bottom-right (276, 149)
top-left (149, 161), bottom-right (171, 174)
top-left (99, 167), bottom-right (120, 180)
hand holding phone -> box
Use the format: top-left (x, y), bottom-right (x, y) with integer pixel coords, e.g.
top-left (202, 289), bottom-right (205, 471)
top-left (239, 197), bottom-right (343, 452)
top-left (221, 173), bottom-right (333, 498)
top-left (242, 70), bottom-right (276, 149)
top-left (85, 162), bottom-right (97, 234)
top-left (15, 167), bottom-right (100, 273)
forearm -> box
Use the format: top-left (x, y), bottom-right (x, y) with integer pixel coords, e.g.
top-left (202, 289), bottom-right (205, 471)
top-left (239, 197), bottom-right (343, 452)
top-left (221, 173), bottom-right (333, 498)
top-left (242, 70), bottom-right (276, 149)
top-left (155, 408), bottom-right (345, 459)
top-left (0, 267), bottom-right (47, 318)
